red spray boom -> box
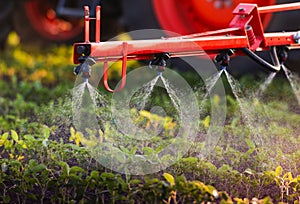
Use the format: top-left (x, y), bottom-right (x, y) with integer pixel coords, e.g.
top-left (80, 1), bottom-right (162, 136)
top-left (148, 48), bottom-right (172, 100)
top-left (73, 2), bottom-right (300, 92)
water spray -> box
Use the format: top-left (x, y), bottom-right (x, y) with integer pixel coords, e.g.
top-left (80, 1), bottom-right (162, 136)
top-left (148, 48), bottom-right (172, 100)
top-left (71, 3), bottom-right (300, 175)
top-left (73, 3), bottom-right (300, 92)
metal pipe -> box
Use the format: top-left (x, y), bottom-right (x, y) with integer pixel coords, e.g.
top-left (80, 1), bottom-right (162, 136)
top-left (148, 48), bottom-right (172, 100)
top-left (84, 6), bottom-right (90, 42)
top-left (95, 6), bottom-right (100, 43)
top-left (259, 2), bottom-right (300, 14)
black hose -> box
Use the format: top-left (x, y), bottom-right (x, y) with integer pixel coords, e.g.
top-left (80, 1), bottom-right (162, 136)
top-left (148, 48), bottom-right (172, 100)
top-left (241, 46), bottom-right (281, 72)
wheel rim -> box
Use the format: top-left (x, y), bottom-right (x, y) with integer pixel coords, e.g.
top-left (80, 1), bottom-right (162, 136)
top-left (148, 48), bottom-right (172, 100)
top-left (24, 0), bottom-right (83, 41)
top-left (152, 0), bottom-right (275, 35)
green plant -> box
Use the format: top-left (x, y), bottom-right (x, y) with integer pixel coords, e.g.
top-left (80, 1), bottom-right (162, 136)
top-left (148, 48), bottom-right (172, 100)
top-left (264, 166), bottom-right (300, 203)
top-left (1, 37), bottom-right (300, 203)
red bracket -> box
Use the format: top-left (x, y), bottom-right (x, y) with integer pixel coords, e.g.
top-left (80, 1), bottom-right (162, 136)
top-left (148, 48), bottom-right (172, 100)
top-left (103, 42), bottom-right (128, 92)
top-left (229, 3), bottom-right (265, 50)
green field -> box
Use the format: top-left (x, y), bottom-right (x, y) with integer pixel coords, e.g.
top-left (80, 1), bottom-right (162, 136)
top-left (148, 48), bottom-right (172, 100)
top-left (0, 33), bottom-right (299, 203)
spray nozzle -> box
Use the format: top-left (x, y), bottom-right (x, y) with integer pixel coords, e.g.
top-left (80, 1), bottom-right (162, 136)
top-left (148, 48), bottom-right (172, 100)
top-left (215, 49), bottom-right (234, 69)
top-left (276, 46), bottom-right (289, 64)
top-left (73, 58), bottom-right (96, 82)
top-left (149, 53), bottom-right (170, 76)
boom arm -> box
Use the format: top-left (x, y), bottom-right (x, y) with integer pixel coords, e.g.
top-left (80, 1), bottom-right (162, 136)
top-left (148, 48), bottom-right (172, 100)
top-left (73, 3), bottom-right (300, 92)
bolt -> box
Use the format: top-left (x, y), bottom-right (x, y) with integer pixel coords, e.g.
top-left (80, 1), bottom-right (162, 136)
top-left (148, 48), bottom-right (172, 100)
top-left (239, 7), bottom-right (245, 12)
top-left (214, 1), bottom-right (222, 9)
top-left (294, 31), bottom-right (300, 44)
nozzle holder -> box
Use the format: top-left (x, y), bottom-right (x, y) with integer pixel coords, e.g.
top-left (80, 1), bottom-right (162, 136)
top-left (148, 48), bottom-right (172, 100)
top-left (73, 58), bottom-right (96, 81)
top-left (277, 46), bottom-right (289, 63)
top-left (215, 49), bottom-right (234, 68)
top-left (149, 53), bottom-right (170, 73)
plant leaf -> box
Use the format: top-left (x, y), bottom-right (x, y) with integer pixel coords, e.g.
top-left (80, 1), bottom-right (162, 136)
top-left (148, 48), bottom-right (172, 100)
top-left (70, 166), bottom-right (85, 175)
top-left (275, 166), bottom-right (283, 177)
top-left (11, 130), bottom-right (18, 142)
top-left (163, 173), bottom-right (175, 187)
top-left (24, 134), bottom-right (35, 141)
top-left (2, 132), bottom-right (9, 140)
top-left (245, 138), bottom-right (255, 149)
top-left (43, 126), bottom-right (50, 139)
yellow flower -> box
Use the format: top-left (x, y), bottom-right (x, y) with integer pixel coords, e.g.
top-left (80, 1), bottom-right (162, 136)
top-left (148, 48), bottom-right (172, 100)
top-left (17, 155), bottom-right (25, 161)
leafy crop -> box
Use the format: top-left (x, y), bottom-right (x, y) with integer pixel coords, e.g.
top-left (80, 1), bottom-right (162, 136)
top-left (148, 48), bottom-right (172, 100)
top-left (0, 33), bottom-right (300, 203)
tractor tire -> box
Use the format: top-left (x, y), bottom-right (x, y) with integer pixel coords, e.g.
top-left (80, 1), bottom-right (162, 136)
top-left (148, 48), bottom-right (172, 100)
top-left (121, 0), bottom-right (274, 36)
top-left (121, 0), bottom-right (300, 73)
top-left (0, 1), bottom-right (15, 49)
top-left (13, 0), bottom-right (84, 46)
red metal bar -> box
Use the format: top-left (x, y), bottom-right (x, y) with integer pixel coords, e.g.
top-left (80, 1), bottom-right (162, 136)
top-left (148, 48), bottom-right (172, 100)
top-left (167, 27), bottom-right (241, 39)
top-left (264, 32), bottom-right (296, 47)
top-left (95, 6), bottom-right (101, 43)
top-left (73, 35), bottom-right (247, 64)
top-left (258, 2), bottom-right (300, 14)
top-left (84, 6), bottom-right (90, 42)
top-left (230, 3), bottom-right (265, 48)
top-left (74, 30), bottom-right (299, 63)
top-left (95, 36), bottom-right (247, 57)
